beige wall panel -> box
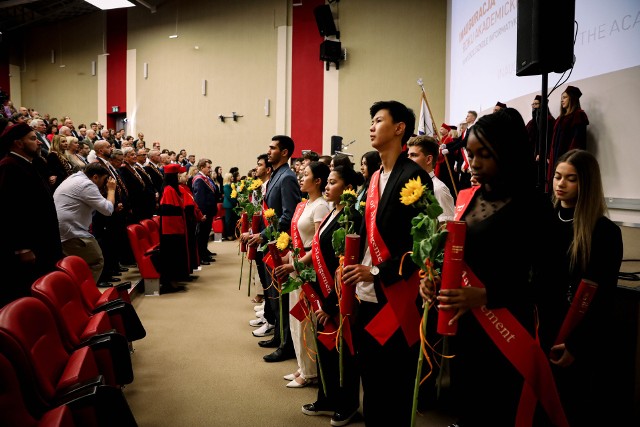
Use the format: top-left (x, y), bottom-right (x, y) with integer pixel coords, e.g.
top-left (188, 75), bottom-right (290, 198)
top-left (336, 0), bottom-right (447, 162)
top-left (128, 0), bottom-right (285, 173)
top-left (19, 15), bottom-right (102, 123)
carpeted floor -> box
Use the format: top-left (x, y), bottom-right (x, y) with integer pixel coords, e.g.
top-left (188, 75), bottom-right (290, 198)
top-left (122, 239), bottom-right (454, 427)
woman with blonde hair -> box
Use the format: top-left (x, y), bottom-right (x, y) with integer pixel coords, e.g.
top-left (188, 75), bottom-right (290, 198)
top-left (538, 149), bottom-right (622, 426)
top-left (47, 135), bottom-right (73, 189)
top-left (65, 136), bottom-right (84, 172)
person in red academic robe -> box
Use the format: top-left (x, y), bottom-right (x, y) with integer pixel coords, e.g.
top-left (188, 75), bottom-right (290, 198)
top-left (179, 173), bottom-right (204, 273)
top-left (546, 85), bottom-right (589, 190)
top-left (158, 164), bottom-right (190, 293)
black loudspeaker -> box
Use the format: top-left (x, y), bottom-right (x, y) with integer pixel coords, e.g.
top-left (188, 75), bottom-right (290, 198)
top-left (320, 40), bottom-right (342, 62)
top-left (331, 136), bottom-right (343, 155)
top-left (314, 5), bottom-right (339, 38)
top-left (516, 0), bottom-right (575, 76)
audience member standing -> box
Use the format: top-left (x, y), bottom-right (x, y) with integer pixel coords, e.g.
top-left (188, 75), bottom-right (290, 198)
top-left (0, 123), bottom-right (62, 306)
top-left (192, 159), bottom-right (218, 264)
top-left (54, 164), bottom-right (116, 283)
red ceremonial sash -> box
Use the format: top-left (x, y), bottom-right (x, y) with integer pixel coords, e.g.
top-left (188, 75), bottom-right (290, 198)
top-left (193, 173), bottom-right (216, 193)
top-left (291, 201), bottom-right (307, 257)
top-left (454, 185), bottom-right (568, 427)
top-left (364, 170), bottom-right (422, 347)
top-left (311, 213), bottom-right (336, 299)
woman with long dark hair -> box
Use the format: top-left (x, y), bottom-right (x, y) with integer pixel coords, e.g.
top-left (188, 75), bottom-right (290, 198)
top-left (546, 85), bottom-right (589, 188)
top-left (538, 149), bottom-right (622, 426)
top-left (356, 151), bottom-right (381, 207)
top-left (420, 109), bottom-right (558, 426)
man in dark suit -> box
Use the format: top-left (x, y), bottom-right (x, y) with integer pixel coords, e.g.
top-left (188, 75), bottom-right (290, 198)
top-left (247, 135), bottom-right (301, 362)
top-left (192, 159), bottom-right (218, 264)
top-left (31, 118), bottom-right (51, 156)
top-left (119, 147), bottom-right (153, 223)
top-left (342, 101), bottom-right (432, 427)
top-left (0, 123), bottom-right (62, 306)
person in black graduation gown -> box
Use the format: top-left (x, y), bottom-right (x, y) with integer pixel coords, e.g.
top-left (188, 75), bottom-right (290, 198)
top-left (537, 149), bottom-right (622, 427)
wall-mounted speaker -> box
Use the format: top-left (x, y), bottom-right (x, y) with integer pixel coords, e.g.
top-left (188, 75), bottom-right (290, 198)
top-left (331, 135), bottom-right (343, 155)
top-left (314, 5), bottom-right (339, 38)
top-left (516, 0), bottom-right (575, 76)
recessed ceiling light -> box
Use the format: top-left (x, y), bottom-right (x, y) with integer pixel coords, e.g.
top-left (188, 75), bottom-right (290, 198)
top-left (169, 34), bottom-right (178, 39)
top-left (85, 0), bottom-right (135, 10)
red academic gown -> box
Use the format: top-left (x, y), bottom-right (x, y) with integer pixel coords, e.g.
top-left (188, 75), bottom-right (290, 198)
top-left (547, 109), bottom-right (589, 187)
top-left (159, 185), bottom-right (190, 281)
top-left (180, 184), bottom-right (203, 272)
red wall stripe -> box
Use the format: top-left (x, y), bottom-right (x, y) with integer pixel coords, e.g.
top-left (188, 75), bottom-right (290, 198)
top-left (0, 48), bottom-right (10, 101)
top-left (291, 0), bottom-right (325, 157)
top-left (106, 9), bottom-right (127, 128)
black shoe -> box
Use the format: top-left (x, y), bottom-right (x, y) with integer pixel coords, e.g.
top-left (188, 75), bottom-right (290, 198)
top-left (207, 252), bottom-right (217, 257)
top-left (258, 338), bottom-right (280, 348)
top-left (161, 284), bottom-right (186, 294)
top-left (108, 277), bottom-right (122, 282)
top-left (263, 347), bottom-right (295, 362)
top-left (301, 403), bottom-right (333, 416)
top-left (200, 260), bottom-right (211, 265)
top-left (97, 282), bottom-right (113, 288)
top-left (179, 275), bottom-right (198, 282)
top-left (109, 271), bottom-right (122, 277)
top-left (331, 410), bottom-right (359, 426)
top-left (117, 266), bottom-right (129, 272)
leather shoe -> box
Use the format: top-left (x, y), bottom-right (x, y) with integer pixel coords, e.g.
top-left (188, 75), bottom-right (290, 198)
top-left (108, 277), bottom-right (121, 282)
top-left (263, 348), bottom-right (295, 362)
top-left (200, 260), bottom-right (211, 265)
top-left (110, 271), bottom-right (122, 277)
top-left (116, 266), bottom-right (129, 272)
top-left (258, 338), bottom-right (280, 348)
top-left (97, 282), bottom-right (113, 288)
top-left (207, 252), bottom-right (217, 257)
top-left (161, 284), bottom-right (186, 294)
top-left (301, 402), bottom-right (333, 416)
top-left (331, 410), bottom-right (359, 426)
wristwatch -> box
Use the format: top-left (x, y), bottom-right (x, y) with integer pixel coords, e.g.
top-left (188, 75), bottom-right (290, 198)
top-left (370, 265), bottom-right (379, 276)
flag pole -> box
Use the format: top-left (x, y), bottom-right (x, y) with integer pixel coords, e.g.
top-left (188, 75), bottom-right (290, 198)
top-left (418, 79), bottom-right (458, 197)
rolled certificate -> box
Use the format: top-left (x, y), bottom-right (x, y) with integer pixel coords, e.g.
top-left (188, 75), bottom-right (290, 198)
top-left (437, 221), bottom-right (467, 336)
top-left (302, 282), bottom-right (338, 350)
top-left (267, 241), bottom-right (286, 285)
top-left (247, 213), bottom-right (261, 261)
top-left (240, 213), bottom-right (248, 253)
top-left (340, 234), bottom-right (360, 316)
top-left (552, 279), bottom-right (598, 351)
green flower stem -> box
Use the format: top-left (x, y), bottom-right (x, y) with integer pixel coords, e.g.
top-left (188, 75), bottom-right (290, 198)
top-left (411, 304), bottom-right (429, 427)
top-left (238, 255), bottom-right (244, 290)
top-left (310, 319), bottom-right (328, 397)
top-left (278, 284), bottom-right (284, 348)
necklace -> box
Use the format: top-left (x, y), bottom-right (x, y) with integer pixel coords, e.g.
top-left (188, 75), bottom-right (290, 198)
top-left (558, 210), bottom-right (574, 223)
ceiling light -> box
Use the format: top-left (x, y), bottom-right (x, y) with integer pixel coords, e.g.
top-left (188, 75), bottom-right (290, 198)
top-left (85, 0), bottom-right (135, 10)
top-left (169, 34), bottom-right (178, 39)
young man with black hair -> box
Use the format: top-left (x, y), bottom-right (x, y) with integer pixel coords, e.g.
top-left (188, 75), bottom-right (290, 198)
top-left (342, 101), bottom-right (432, 427)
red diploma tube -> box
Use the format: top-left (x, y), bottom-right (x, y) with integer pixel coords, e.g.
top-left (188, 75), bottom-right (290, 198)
top-left (340, 234), bottom-right (360, 316)
top-left (240, 213), bottom-right (249, 253)
top-left (301, 283), bottom-right (323, 313)
top-left (437, 221), bottom-right (467, 336)
top-left (267, 241), bottom-right (286, 285)
top-left (553, 279), bottom-right (598, 348)
top-left (247, 213), bottom-right (261, 261)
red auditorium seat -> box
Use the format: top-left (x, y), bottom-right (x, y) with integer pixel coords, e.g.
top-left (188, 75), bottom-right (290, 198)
top-left (127, 223), bottom-right (161, 296)
top-left (56, 256), bottom-right (146, 342)
top-left (0, 298), bottom-right (138, 427)
top-left (0, 352), bottom-right (78, 427)
top-left (140, 218), bottom-right (160, 247)
top-left (31, 272), bottom-right (133, 386)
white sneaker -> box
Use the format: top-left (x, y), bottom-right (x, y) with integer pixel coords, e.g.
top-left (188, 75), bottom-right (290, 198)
top-left (252, 322), bottom-right (275, 337)
top-left (255, 310), bottom-right (265, 318)
top-left (253, 303), bottom-right (265, 312)
top-left (250, 317), bottom-right (266, 327)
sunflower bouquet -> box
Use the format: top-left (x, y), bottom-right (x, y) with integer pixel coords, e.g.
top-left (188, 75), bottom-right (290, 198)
top-left (331, 189), bottom-right (358, 256)
top-left (233, 177), bottom-right (263, 218)
top-left (399, 175), bottom-right (448, 427)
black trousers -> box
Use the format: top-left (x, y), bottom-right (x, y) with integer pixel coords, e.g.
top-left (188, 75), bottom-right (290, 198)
top-left (264, 263), bottom-right (292, 350)
top-left (356, 301), bottom-right (419, 427)
top-left (197, 215), bottom-right (214, 257)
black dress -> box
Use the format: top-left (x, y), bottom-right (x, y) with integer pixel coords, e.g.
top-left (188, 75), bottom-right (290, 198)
top-left (537, 207), bottom-right (622, 427)
top-left (451, 188), bottom-right (554, 427)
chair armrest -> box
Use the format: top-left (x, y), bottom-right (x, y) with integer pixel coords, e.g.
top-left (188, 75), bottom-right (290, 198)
top-left (91, 299), bottom-right (127, 314)
top-left (113, 281), bottom-right (132, 292)
top-left (56, 375), bottom-right (104, 401)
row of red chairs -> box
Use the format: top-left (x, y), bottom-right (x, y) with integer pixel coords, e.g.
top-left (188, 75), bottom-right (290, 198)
top-left (127, 218), bottom-right (162, 296)
top-left (0, 256), bottom-right (145, 426)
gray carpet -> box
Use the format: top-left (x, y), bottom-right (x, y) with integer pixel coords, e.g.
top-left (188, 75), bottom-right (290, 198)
top-left (122, 240), bottom-right (454, 427)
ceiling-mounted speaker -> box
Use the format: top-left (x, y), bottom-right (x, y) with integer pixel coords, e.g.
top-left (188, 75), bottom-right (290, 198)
top-left (314, 5), bottom-right (339, 38)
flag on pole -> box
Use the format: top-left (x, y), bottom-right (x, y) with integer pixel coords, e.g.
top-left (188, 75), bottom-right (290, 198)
top-left (417, 94), bottom-right (435, 137)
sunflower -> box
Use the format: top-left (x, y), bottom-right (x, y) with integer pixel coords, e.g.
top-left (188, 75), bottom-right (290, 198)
top-left (399, 176), bottom-right (424, 205)
top-left (231, 189), bottom-right (237, 199)
top-left (237, 183), bottom-right (245, 192)
top-left (248, 178), bottom-right (263, 191)
top-left (360, 201), bottom-right (366, 207)
top-left (276, 232), bottom-right (290, 251)
top-left (264, 208), bottom-right (276, 219)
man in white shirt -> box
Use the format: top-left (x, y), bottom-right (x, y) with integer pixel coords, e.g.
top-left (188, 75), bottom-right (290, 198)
top-left (53, 163), bottom-right (116, 283)
top-left (407, 135), bottom-right (456, 222)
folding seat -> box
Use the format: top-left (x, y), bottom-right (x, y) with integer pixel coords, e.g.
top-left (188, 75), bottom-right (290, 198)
top-left (140, 218), bottom-right (160, 247)
top-left (56, 256), bottom-right (146, 342)
top-left (31, 272), bottom-right (133, 386)
top-left (0, 298), bottom-right (137, 426)
top-left (127, 223), bottom-right (161, 296)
